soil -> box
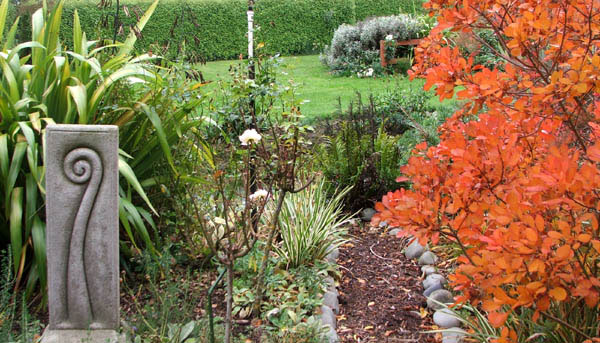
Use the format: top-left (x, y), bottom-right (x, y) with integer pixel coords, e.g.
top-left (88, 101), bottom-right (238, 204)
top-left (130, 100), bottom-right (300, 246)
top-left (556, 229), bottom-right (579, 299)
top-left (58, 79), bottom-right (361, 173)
top-left (335, 223), bottom-right (440, 343)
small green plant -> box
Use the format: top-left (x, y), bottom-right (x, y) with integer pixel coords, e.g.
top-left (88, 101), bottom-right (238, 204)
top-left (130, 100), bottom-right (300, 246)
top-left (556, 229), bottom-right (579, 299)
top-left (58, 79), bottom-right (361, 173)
top-left (123, 266), bottom-right (216, 343)
top-left (274, 178), bottom-right (352, 268)
top-left (317, 94), bottom-right (402, 210)
top-left (0, 250), bottom-right (42, 343)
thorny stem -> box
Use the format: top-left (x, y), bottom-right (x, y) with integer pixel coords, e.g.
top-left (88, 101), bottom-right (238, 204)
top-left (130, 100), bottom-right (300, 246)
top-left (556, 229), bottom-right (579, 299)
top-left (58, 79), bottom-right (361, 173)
top-left (252, 191), bottom-right (287, 316)
top-left (224, 262), bottom-right (234, 343)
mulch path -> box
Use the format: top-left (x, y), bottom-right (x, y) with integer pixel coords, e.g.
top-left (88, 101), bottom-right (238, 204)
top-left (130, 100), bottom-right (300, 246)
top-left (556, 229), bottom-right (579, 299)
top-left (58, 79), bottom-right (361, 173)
top-left (336, 223), bottom-right (440, 343)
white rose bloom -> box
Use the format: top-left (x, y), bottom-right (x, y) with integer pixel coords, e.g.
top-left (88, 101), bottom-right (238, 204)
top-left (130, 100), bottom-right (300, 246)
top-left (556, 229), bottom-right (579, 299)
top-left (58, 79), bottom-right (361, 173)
top-left (239, 129), bottom-right (262, 145)
top-left (213, 216), bottom-right (226, 225)
top-left (249, 189), bottom-right (269, 201)
top-left (385, 34), bottom-right (394, 41)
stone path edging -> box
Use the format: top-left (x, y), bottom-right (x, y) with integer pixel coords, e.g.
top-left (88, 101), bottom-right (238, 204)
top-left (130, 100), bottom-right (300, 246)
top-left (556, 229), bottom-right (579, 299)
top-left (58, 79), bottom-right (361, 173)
top-left (320, 246), bottom-right (341, 343)
top-left (400, 233), bottom-right (466, 343)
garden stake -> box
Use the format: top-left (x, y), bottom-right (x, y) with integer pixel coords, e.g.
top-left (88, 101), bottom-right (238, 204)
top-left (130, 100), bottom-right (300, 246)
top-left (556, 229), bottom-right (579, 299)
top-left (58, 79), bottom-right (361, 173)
top-left (207, 268), bottom-right (226, 343)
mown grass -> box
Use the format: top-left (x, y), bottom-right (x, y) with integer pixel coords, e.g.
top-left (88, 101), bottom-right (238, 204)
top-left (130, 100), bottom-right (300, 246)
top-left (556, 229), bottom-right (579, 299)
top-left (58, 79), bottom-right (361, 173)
top-left (196, 55), bottom-right (447, 122)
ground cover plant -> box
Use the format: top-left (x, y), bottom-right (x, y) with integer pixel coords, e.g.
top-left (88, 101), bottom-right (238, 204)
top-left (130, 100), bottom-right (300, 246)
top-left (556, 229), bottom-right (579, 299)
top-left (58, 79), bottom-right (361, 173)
top-left (372, 0), bottom-right (600, 341)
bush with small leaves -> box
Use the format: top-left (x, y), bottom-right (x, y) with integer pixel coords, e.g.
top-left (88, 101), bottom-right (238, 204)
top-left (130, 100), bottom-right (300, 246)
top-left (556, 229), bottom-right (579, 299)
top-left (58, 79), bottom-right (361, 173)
top-left (321, 14), bottom-right (428, 76)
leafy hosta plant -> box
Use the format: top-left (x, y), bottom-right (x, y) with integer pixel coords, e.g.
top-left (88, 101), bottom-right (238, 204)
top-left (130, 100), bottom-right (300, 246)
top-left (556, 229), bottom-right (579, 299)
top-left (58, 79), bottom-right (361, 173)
top-left (0, 0), bottom-right (187, 297)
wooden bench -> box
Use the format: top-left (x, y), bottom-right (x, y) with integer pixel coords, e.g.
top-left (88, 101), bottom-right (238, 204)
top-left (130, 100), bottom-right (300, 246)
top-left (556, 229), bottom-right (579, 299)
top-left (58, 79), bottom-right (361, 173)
top-left (379, 39), bottom-right (422, 67)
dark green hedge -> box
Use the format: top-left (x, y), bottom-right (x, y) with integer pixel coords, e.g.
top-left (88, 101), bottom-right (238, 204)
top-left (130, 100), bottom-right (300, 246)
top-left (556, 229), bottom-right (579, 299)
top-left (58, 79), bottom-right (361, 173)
top-left (355, 0), bottom-right (425, 20)
top-left (13, 0), bottom-right (423, 61)
top-left (255, 0), bottom-right (353, 56)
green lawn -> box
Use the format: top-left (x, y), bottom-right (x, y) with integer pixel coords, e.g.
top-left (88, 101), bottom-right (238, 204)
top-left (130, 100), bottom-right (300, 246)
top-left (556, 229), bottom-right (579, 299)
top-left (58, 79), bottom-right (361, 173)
top-left (196, 55), bottom-right (431, 121)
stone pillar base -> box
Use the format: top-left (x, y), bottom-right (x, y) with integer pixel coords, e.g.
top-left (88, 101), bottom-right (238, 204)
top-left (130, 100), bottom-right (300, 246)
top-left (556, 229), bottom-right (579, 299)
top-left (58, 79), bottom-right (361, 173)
top-left (41, 329), bottom-right (126, 343)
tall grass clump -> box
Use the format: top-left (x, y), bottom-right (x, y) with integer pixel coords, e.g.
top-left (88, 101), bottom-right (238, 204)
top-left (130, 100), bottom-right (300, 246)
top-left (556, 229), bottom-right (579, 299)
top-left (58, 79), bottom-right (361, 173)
top-left (275, 179), bottom-right (352, 268)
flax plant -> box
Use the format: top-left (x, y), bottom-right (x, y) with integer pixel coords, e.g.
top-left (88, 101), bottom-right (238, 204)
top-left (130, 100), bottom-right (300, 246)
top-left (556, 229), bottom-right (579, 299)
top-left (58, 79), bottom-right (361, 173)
top-left (0, 0), bottom-right (188, 298)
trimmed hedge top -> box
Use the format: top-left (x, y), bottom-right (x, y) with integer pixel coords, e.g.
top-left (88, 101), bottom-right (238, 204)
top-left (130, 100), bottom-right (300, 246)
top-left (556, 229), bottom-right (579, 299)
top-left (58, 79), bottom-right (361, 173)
top-left (13, 0), bottom-right (424, 61)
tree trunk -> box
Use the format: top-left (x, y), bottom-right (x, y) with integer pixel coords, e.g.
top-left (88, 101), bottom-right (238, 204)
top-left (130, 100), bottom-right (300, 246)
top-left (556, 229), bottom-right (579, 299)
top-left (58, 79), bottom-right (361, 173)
top-left (224, 262), bottom-right (234, 343)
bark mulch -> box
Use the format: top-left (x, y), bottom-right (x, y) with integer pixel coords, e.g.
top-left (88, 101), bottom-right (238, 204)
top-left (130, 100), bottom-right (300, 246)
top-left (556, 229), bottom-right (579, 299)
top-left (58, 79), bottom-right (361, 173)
top-left (336, 223), bottom-right (440, 343)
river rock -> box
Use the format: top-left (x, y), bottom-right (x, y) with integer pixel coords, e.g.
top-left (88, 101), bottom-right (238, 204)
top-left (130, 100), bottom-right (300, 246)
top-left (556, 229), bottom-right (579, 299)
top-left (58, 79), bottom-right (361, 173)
top-left (325, 246), bottom-right (339, 263)
top-left (423, 282), bottom-right (444, 297)
top-left (320, 305), bottom-right (336, 330)
top-left (323, 291), bottom-right (340, 314)
top-left (327, 327), bottom-right (340, 343)
top-left (427, 289), bottom-right (454, 310)
top-left (423, 273), bottom-right (445, 289)
top-left (405, 239), bottom-right (427, 259)
top-left (421, 265), bottom-right (436, 276)
top-left (418, 251), bottom-right (438, 265)
top-left (433, 309), bottom-right (461, 328)
top-left (388, 228), bottom-right (401, 236)
top-left (361, 208), bottom-right (376, 221)
top-left (442, 328), bottom-right (467, 343)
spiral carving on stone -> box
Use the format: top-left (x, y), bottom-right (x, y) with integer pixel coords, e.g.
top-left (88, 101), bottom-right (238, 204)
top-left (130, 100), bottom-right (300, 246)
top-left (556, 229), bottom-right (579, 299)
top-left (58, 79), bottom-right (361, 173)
top-left (62, 148), bottom-right (103, 326)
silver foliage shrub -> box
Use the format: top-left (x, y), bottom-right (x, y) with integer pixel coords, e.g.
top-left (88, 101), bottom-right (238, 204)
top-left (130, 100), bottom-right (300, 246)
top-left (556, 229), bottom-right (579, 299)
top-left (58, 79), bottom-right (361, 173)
top-left (320, 14), bottom-right (428, 76)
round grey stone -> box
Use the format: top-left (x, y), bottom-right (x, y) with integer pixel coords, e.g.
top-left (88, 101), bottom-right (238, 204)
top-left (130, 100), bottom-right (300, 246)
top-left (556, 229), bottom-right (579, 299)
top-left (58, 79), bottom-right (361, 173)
top-left (325, 246), bottom-right (339, 263)
top-left (388, 228), bottom-right (401, 236)
top-left (433, 309), bottom-right (461, 328)
top-left (418, 251), bottom-right (438, 265)
top-left (423, 273), bottom-right (445, 289)
top-left (327, 327), bottom-right (340, 343)
top-left (427, 289), bottom-right (454, 310)
top-left (404, 239), bottom-right (426, 259)
top-left (442, 328), bottom-right (467, 343)
top-left (423, 282), bottom-right (444, 297)
top-left (361, 208), bottom-right (376, 221)
top-left (421, 265), bottom-right (436, 275)
top-left (323, 291), bottom-right (340, 314)
top-left (324, 276), bottom-right (335, 288)
top-left (320, 305), bottom-right (336, 330)
top-left (324, 276), bottom-right (338, 295)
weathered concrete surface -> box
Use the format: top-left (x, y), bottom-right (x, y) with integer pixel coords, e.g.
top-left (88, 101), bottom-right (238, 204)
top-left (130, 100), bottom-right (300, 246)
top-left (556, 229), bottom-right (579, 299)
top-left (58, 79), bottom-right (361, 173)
top-left (41, 329), bottom-right (126, 343)
top-left (44, 125), bottom-right (119, 332)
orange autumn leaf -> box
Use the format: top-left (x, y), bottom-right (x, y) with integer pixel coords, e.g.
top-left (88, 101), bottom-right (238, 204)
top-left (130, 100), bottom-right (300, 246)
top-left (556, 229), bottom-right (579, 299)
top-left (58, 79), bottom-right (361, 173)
top-left (549, 287), bottom-right (568, 301)
top-left (555, 245), bottom-right (572, 260)
top-left (488, 311), bottom-right (510, 328)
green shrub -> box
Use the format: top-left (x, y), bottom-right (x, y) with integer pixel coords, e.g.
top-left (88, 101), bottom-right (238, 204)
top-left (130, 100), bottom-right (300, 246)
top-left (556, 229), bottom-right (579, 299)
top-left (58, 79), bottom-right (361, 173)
top-left (320, 14), bottom-right (428, 76)
top-left (316, 89), bottom-right (458, 209)
top-left (317, 94), bottom-right (403, 210)
top-left (232, 247), bottom-right (331, 338)
top-left (0, 250), bottom-right (42, 342)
